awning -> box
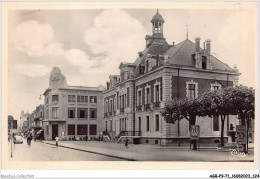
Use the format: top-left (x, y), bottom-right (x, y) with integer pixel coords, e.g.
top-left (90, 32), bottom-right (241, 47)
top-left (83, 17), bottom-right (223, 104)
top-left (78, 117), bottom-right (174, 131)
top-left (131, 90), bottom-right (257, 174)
top-left (37, 130), bottom-right (43, 134)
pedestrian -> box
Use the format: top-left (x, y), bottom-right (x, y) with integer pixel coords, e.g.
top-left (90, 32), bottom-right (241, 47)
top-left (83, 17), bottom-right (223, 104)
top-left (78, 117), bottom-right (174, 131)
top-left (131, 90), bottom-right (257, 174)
top-left (55, 135), bottom-right (59, 147)
top-left (125, 138), bottom-right (129, 149)
top-left (85, 134), bottom-right (88, 142)
top-left (27, 133), bottom-right (32, 147)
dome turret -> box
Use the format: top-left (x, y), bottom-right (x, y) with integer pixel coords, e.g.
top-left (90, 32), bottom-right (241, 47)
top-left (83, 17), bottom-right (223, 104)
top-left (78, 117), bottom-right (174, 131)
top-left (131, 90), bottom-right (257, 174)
top-left (151, 9), bottom-right (165, 23)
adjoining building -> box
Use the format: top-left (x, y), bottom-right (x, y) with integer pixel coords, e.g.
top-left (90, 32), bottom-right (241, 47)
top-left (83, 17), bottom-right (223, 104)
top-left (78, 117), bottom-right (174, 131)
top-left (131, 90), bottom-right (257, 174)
top-left (31, 105), bottom-right (44, 134)
top-left (20, 111), bottom-right (30, 133)
top-left (102, 10), bottom-right (240, 146)
top-left (42, 67), bottom-right (105, 141)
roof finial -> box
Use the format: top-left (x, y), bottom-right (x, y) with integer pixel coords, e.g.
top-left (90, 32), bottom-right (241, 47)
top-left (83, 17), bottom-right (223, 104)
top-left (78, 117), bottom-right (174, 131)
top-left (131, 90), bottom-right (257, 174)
top-left (186, 24), bottom-right (189, 39)
top-left (157, 9), bottom-right (159, 14)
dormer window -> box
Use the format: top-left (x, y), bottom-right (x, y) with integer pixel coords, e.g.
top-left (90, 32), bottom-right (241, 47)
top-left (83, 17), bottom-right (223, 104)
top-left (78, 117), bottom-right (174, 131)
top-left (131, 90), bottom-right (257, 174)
top-left (146, 60), bottom-right (149, 73)
top-left (202, 56), bottom-right (207, 69)
top-left (156, 57), bottom-right (160, 66)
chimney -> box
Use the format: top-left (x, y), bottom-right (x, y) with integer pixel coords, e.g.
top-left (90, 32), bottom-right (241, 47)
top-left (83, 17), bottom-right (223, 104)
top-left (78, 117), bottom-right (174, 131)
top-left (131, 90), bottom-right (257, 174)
top-left (195, 37), bottom-right (201, 52)
top-left (205, 39), bottom-right (211, 53)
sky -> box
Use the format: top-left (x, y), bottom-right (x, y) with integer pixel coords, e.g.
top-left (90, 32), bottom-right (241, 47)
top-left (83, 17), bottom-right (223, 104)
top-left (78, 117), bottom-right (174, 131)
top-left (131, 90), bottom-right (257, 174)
top-left (7, 7), bottom-right (257, 120)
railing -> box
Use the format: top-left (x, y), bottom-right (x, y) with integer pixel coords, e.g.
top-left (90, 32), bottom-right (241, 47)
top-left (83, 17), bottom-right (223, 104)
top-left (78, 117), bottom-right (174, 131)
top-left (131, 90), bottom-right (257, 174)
top-left (103, 131), bottom-right (111, 141)
top-left (136, 105), bottom-right (142, 111)
top-left (144, 104), bottom-right (151, 111)
top-left (154, 102), bottom-right (160, 108)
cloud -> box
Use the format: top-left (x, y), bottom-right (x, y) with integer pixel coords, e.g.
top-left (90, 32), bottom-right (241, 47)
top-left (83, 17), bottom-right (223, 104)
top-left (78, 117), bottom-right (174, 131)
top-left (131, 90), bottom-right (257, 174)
top-left (84, 9), bottom-right (147, 68)
top-left (11, 20), bottom-right (54, 57)
top-left (46, 42), bottom-right (97, 70)
top-left (218, 10), bottom-right (256, 87)
top-left (13, 64), bottom-right (50, 77)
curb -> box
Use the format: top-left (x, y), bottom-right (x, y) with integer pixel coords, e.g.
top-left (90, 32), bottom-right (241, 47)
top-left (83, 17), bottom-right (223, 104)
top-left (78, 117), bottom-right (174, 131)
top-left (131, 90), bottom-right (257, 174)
top-left (42, 141), bottom-right (136, 161)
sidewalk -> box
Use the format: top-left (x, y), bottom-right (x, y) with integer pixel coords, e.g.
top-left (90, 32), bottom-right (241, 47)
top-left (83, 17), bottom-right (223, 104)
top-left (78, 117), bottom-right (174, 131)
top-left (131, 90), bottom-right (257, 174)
top-left (42, 140), bottom-right (254, 161)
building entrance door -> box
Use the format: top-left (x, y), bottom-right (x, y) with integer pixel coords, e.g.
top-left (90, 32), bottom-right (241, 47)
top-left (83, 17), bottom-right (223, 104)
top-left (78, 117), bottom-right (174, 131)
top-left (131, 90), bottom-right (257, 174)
top-left (52, 124), bottom-right (58, 140)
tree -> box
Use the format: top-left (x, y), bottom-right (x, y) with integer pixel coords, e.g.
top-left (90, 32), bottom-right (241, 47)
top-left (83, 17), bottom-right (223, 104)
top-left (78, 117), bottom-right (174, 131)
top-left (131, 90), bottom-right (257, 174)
top-left (199, 89), bottom-right (234, 147)
top-left (226, 85), bottom-right (255, 153)
top-left (161, 98), bottom-right (201, 150)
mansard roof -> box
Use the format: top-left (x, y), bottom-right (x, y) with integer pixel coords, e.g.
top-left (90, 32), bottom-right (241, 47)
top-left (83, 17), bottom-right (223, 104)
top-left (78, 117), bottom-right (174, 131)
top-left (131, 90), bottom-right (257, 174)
top-left (164, 39), bottom-right (236, 72)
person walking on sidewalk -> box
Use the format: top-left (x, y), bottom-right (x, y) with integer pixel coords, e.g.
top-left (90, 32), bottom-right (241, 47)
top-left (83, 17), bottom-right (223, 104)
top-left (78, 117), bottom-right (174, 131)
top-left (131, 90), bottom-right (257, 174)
top-left (125, 138), bottom-right (129, 149)
top-left (85, 134), bottom-right (88, 142)
top-left (55, 135), bottom-right (59, 148)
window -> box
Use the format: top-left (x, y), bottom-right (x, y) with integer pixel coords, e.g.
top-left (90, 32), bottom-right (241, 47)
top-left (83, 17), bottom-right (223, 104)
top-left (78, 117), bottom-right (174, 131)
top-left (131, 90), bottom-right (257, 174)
top-left (188, 84), bottom-right (195, 99)
top-left (156, 59), bottom-right (159, 66)
top-left (90, 125), bottom-right (97, 135)
top-left (155, 85), bottom-right (160, 102)
top-left (138, 117), bottom-right (141, 131)
top-left (52, 107), bottom-right (58, 118)
top-left (146, 87), bottom-right (151, 104)
top-left (109, 99), bottom-right (113, 112)
top-left (68, 107), bottom-right (75, 118)
top-left (213, 116), bottom-right (219, 131)
top-left (154, 22), bottom-right (158, 33)
top-left (202, 56), bottom-right (207, 69)
top-left (77, 95), bottom-right (88, 103)
top-left (137, 90), bottom-right (142, 106)
top-left (68, 95), bottom-right (76, 102)
top-left (155, 114), bottom-right (159, 131)
top-left (52, 95), bottom-right (59, 102)
top-left (68, 125), bottom-right (75, 135)
top-left (46, 108), bottom-right (49, 119)
top-left (114, 97), bottom-right (117, 111)
top-left (77, 108), bottom-right (88, 118)
top-left (105, 100), bottom-right (108, 113)
top-left (211, 83), bottom-right (221, 91)
top-left (146, 60), bottom-right (149, 72)
top-left (124, 94), bottom-right (127, 108)
top-left (122, 95), bottom-right (125, 108)
top-left (77, 125), bottom-right (87, 135)
top-left (146, 116), bottom-right (149, 131)
top-left (90, 96), bottom-right (97, 103)
top-left (90, 108), bottom-right (97, 118)
top-left (213, 86), bottom-right (219, 91)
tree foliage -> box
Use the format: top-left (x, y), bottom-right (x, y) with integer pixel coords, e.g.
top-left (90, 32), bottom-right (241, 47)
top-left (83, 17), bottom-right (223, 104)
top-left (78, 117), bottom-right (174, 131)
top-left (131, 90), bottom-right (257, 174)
top-left (161, 85), bottom-right (255, 148)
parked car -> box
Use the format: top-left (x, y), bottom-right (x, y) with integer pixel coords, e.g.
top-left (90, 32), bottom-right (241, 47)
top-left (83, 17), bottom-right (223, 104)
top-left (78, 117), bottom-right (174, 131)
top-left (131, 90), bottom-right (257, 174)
top-left (14, 135), bottom-right (23, 144)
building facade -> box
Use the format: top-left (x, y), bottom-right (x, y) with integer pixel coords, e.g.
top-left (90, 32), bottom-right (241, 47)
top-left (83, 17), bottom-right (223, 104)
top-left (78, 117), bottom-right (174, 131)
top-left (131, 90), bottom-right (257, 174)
top-left (43, 67), bottom-right (104, 141)
top-left (31, 105), bottom-right (44, 134)
top-left (102, 10), bottom-right (240, 146)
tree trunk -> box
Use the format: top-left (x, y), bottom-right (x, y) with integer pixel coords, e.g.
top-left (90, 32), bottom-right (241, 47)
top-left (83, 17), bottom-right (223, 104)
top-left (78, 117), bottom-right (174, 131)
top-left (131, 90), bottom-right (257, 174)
top-left (245, 118), bottom-right (249, 154)
top-left (220, 115), bottom-right (225, 147)
top-left (240, 113), bottom-right (247, 154)
top-left (178, 118), bottom-right (180, 147)
top-left (190, 116), bottom-right (197, 150)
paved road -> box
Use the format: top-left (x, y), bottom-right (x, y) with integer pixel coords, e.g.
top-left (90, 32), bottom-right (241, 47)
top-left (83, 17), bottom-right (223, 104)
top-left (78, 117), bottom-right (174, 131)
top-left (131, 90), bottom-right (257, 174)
top-left (43, 141), bottom-right (255, 161)
top-left (8, 139), bottom-right (125, 161)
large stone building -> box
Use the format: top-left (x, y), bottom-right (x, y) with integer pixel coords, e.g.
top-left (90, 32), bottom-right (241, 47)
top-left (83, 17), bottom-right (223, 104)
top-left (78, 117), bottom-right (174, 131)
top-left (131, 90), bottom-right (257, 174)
top-left (43, 67), bottom-right (104, 141)
top-left (102, 10), bottom-right (240, 146)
